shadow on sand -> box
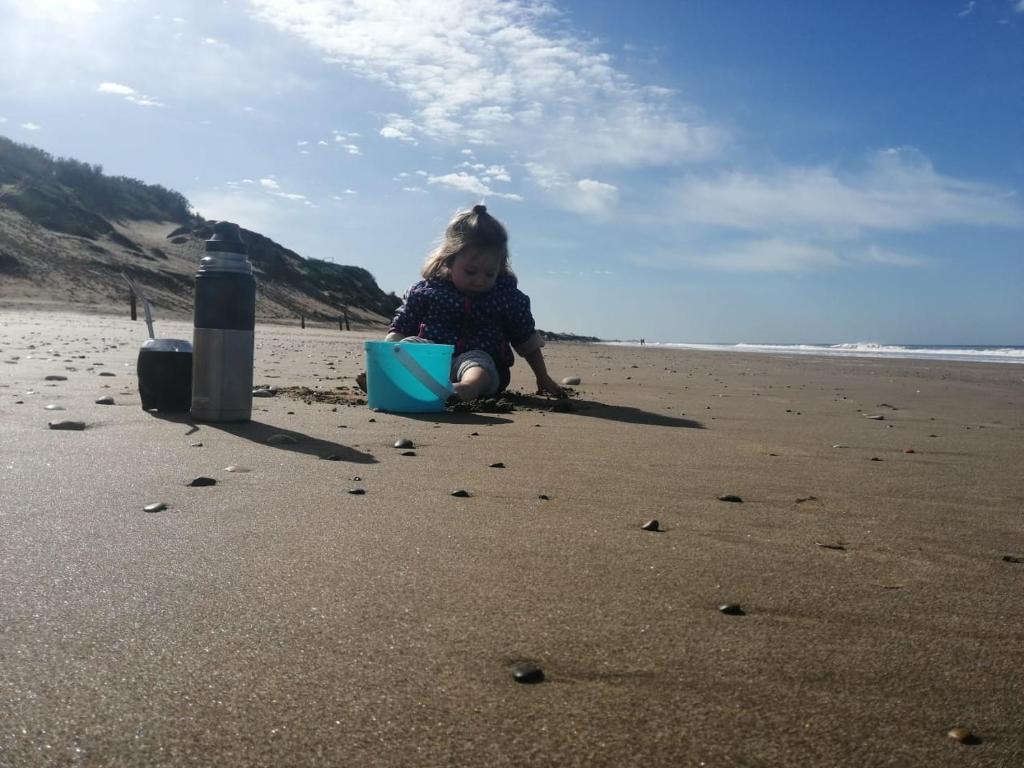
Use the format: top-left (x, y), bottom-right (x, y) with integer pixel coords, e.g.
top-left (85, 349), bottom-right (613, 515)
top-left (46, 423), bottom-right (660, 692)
top-left (147, 411), bottom-right (377, 464)
top-left (393, 392), bottom-right (703, 429)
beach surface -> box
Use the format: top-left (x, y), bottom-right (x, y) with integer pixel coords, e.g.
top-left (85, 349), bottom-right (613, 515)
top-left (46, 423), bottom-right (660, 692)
top-left (2, 308), bottom-right (1022, 767)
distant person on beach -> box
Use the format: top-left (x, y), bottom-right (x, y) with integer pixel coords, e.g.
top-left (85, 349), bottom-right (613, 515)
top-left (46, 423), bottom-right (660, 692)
top-left (383, 204), bottom-right (564, 401)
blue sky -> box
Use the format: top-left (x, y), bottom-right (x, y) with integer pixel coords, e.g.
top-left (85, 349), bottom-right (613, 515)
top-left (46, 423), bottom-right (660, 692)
top-left (2, 0), bottom-right (1022, 343)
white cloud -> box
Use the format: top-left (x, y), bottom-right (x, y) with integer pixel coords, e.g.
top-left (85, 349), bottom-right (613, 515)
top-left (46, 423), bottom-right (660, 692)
top-left (958, 1), bottom-right (976, 16)
top-left (96, 81), bottom-right (164, 107)
top-left (524, 162), bottom-right (617, 215)
top-left (21, 122), bottom-right (41, 131)
top-left (248, 0), bottom-right (726, 173)
top-left (1017, 0), bottom-right (1024, 12)
top-left (426, 171), bottom-right (522, 201)
top-left (671, 148), bottom-right (1024, 236)
top-left (402, 186), bottom-right (427, 193)
top-left (428, 172), bottom-right (491, 196)
top-left (259, 178), bottom-right (280, 190)
top-left (97, 82), bottom-right (136, 96)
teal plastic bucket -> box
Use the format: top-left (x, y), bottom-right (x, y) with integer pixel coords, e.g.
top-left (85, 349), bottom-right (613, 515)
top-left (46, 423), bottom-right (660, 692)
top-left (364, 341), bottom-right (454, 412)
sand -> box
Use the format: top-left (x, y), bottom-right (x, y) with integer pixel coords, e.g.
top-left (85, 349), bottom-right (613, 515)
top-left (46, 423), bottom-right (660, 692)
top-left (1, 308), bottom-right (1022, 767)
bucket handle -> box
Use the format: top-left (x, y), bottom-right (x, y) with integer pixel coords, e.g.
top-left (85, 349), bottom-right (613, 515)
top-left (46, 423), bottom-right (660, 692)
top-left (392, 344), bottom-right (454, 400)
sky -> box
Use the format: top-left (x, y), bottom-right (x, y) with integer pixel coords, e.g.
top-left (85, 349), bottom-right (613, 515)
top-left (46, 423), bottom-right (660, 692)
top-left (1, 0), bottom-right (1022, 344)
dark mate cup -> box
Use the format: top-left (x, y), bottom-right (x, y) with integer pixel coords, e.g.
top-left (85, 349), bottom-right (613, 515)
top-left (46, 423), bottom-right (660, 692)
top-left (137, 338), bottom-right (193, 412)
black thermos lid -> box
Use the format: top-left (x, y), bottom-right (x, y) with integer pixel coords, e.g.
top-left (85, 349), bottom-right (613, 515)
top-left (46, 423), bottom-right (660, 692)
top-left (205, 221), bottom-right (247, 254)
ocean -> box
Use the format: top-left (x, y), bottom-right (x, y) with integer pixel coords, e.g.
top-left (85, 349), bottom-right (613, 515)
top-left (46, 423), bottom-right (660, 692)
top-left (601, 341), bottom-right (1024, 365)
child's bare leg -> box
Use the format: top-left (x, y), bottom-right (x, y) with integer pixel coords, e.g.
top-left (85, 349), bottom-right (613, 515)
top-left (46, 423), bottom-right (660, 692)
top-left (452, 366), bottom-right (492, 401)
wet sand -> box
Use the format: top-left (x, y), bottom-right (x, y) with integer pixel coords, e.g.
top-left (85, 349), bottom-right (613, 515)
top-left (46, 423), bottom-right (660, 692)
top-left (2, 308), bottom-right (1023, 767)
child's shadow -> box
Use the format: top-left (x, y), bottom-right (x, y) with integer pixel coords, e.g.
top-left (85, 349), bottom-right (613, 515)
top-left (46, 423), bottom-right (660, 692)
top-left (147, 412), bottom-right (377, 463)
top-left (508, 392), bottom-right (704, 429)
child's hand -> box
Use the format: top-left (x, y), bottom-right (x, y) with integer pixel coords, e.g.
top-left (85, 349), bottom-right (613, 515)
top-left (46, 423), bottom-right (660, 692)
top-left (536, 374), bottom-right (566, 398)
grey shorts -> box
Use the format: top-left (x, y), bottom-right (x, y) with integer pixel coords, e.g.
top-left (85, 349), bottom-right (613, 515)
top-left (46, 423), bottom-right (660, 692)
top-left (452, 350), bottom-right (501, 397)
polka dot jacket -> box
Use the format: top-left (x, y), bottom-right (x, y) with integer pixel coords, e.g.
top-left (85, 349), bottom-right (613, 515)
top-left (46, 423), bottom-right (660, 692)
top-left (388, 275), bottom-right (540, 370)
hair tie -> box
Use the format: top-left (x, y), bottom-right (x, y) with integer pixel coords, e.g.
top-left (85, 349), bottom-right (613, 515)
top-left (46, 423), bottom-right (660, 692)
top-left (472, 204), bottom-right (487, 215)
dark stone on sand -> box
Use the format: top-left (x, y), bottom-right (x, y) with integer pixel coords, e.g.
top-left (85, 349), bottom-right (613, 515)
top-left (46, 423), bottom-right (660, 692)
top-left (252, 388), bottom-right (276, 398)
top-left (394, 438), bottom-right (414, 449)
top-left (864, 414), bottom-right (885, 420)
top-left (718, 603), bottom-right (745, 616)
top-left (187, 477), bottom-right (217, 487)
top-left (143, 502), bottom-right (167, 513)
top-left (489, 462), bottom-right (505, 468)
top-left (510, 662), bottom-right (544, 684)
top-left (870, 457), bottom-right (882, 461)
top-left (717, 494), bottom-right (743, 503)
top-left (99, 371), bottom-right (116, 377)
top-left (795, 496), bottom-right (817, 503)
top-left (44, 375), bottom-right (67, 381)
top-left (641, 519), bottom-right (661, 532)
top-left (903, 448), bottom-right (915, 453)
top-left (348, 488), bottom-right (365, 495)
top-left (451, 489), bottom-right (471, 498)
top-left (401, 450), bottom-right (416, 456)
top-left (561, 376), bottom-right (581, 385)
top-left (351, 476), bottom-right (362, 482)
top-left (1002, 555), bottom-right (1023, 564)
top-left (816, 542), bottom-right (846, 551)
top-left (48, 420), bottom-right (85, 430)
top-left (95, 396), bottom-right (115, 405)
top-left (538, 494), bottom-right (550, 500)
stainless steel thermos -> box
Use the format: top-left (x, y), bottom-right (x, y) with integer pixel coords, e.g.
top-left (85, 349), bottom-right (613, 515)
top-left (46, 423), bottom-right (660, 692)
top-left (190, 221), bottom-right (256, 422)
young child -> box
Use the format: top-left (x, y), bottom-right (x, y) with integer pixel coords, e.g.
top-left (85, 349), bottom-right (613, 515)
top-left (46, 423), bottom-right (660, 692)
top-left (385, 204), bottom-right (564, 401)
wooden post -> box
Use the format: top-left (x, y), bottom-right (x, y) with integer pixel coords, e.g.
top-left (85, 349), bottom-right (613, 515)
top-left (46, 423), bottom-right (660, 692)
top-left (343, 307), bottom-right (350, 331)
top-left (338, 317), bottom-right (343, 331)
top-left (300, 315), bottom-right (305, 329)
top-left (130, 289), bottom-right (137, 320)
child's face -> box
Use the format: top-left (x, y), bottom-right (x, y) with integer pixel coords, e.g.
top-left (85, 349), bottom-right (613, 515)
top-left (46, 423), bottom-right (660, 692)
top-left (450, 248), bottom-right (501, 296)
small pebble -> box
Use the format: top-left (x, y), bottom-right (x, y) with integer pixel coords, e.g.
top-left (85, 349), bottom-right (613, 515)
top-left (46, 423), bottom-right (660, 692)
top-left (832, 444), bottom-right (849, 449)
top-left (816, 542), bottom-right (846, 551)
top-left (561, 376), bottom-right (581, 385)
top-left (717, 494), bottom-right (743, 503)
top-left (44, 404), bottom-right (65, 410)
top-left (143, 502), bottom-right (167, 513)
top-left (48, 420), bottom-right (85, 430)
top-left (44, 375), bottom-right (67, 381)
top-left (187, 477), bottom-right (217, 487)
top-left (795, 496), bottom-right (817, 503)
top-left (903, 448), bottom-right (915, 454)
top-left (947, 727), bottom-right (975, 744)
top-left (538, 494), bottom-right (550, 500)
top-left (641, 519), bottom-right (661, 532)
top-left (98, 371), bottom-right (116, 377)
top-left (510, 662), bottom-right (544, 684)
top-left (348, 488), bottom-right (365, 495)
top-left (718, 603), bottom-right (745, 616)
top-left (190, 442), bottom-right (203, 447)
top-left (224, 465), bottom-right (251, 473)
top-left (394, 438), bottom-right (414, 449)
top-left (252, 388), bottom-right (276, 398)
top-left (864, 414), bottom-right (885, 420)
top-left (267, 433), bottom-right (298, 445)
top-left (401, 450), bottom-right (416, 456)
top-left (489, 462), bottom-right (505, 468)
top-left (95, 396), bottom-right (115, 405)
top-left (451, 489), bottom-right (471, 498)
top-left (870, 457), bottom-right (882, 462)
top-left (351, 476), bottom-right (362, 482)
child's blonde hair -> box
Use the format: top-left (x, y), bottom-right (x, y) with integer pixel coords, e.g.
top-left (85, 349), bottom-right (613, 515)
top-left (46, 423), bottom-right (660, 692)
top-left (422, 204), bottom-right (513, 280)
